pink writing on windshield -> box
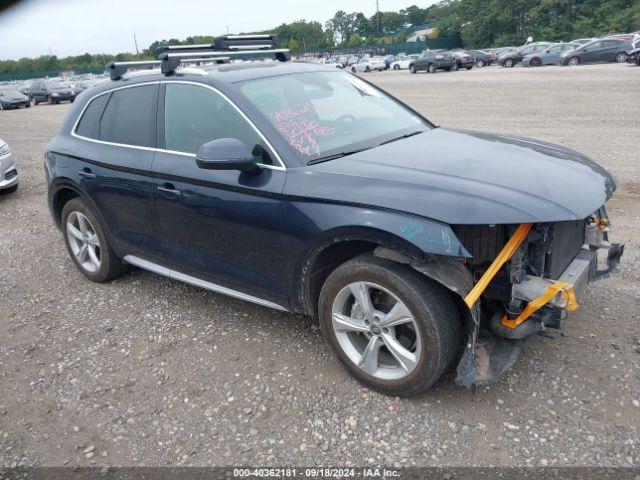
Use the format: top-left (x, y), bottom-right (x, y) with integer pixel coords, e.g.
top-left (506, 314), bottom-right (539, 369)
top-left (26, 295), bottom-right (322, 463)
top-left (272, 103), bottom-right (335, 157)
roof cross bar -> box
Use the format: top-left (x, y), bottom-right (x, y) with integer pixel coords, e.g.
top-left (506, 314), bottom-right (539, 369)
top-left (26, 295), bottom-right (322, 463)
top-left (158, 48), bottom-right (291, 74)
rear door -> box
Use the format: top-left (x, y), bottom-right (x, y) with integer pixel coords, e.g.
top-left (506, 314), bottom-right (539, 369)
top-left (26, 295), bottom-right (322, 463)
top-left (70, 83), bottom-right (164, 260)
top-left (152, 81), bottom-right (287, 305)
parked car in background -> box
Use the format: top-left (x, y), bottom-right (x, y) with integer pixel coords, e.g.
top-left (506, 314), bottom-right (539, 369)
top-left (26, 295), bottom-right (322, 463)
top-left (390, 54), bottom-right (419, 70)
top-left (560, 39), bottom-right (632, 66)
top-left (382, 55), bottom-right (396, 70)
top-left (492, 47), bottom-right (518, 64)
top-left (409, 50), bottom-right (456, 73)
top-left (0, 87), bottom-right (31, 110)
top-left (0, 138), bottom-right (18, 194)
top-left (451, 51), bottom-right (474, 70)
top-left (351, 56), bottom-right (386, 73)
top-left (28, 79), bottom-right (76, 105)
top-left (522, 43), bottom-right (576, 66)
top-left (500, 42), bottom-right (553, 67)
top-left (466, 50), bottom-right (494, 67)
top-left (626, 43), bottom-right (640, 65)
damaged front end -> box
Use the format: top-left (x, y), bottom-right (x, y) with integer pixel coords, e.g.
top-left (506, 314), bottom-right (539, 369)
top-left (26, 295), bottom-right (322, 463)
top-left (449, 208), bottom-right (624, 388)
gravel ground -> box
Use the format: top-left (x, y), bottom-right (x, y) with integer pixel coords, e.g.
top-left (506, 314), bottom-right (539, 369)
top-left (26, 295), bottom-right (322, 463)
top-left (0, 63), bottom-right (639, 469)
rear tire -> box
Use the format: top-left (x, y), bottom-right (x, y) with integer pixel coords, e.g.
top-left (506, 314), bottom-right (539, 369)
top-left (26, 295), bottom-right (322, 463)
top-left (393, 64), bottom-right (400, 70)
top-left (530, 57), bottom-right (542, 67)
top-left (615, 52), bottom-right (628, 63)
top-left (409, 64), bottom-right (416, 74)
top-left (318, 254), bottom-right (462, 396)
top-left (476, 59), bottom-right (485, 67)
top-left (428, 63), bottom-right (436, 73)
top-left (504, 58), bottom-right (515, 68)
top-left (61, 198), bottom-right (127, 283)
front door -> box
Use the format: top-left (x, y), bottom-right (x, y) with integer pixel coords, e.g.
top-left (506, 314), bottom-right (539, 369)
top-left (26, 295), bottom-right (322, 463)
top-left (152, 82), bottom-right (287, 306)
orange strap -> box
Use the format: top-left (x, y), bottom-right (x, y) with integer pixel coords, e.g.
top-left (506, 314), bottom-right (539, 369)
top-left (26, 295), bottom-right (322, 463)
top-left (501, 281), bottom-right (578, 329)
top-left (463, 223), bottom-right (532, 309)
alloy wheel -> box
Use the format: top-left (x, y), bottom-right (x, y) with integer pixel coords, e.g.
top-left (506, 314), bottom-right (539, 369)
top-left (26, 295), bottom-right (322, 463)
top-left (615, 53), bottom-right (627, 63)
top-left (331, 281), bottom-right (421, 380)
top-left (66, 211), bottom-right (102, 273)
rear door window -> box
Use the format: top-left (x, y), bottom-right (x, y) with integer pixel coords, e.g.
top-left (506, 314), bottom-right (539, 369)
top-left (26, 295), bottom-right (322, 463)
top-left (99, 84), bottom-right (158, 148)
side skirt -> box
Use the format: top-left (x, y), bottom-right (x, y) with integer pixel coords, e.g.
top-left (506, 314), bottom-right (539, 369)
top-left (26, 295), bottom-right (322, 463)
top-left (123, 255), bottom-right (289, 312)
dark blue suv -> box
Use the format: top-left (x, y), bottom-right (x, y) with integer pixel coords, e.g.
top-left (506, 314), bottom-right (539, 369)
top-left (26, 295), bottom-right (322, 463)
top-left (45, 37), bottom-right (623, 395)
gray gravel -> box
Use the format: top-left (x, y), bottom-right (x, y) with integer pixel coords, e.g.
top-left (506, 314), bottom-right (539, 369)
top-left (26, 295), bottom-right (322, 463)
top-left (0, 63), bottom-right (639, 468)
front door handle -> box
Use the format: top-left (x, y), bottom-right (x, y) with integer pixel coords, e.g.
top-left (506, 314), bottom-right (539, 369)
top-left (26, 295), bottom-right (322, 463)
top-left (158, 183), bottom-right (182, 197)
top-left (78, 168), bottom-right (96, 179)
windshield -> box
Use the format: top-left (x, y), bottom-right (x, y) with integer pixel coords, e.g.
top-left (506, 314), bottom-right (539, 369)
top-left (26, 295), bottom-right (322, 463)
top-left (0, 89), bottom-right (22, 96)
top-left (240, 71), bottom-right (430, 164)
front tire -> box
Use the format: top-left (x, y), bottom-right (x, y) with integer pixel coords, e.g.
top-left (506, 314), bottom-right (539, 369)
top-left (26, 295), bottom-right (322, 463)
top-left (409, 64), bottom-right (416, 74)
top-left (61, 198), bottom-right (127, 282)
top-left (504, 58), bottom-right (515, 68)
top-left (318, 254), bottom-right (462, 396)
top-left (427, 63), bottom-right (436, 74)
top-left (615, 52), bottom-right (628, 63)
top-left (568, 56), bottom-right (580, 66)
top-left (393, 64), bottom-right (400, 70)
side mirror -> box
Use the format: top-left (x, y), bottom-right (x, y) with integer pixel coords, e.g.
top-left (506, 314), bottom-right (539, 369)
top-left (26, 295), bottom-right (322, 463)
top-left (195, 138), bottom-right (262, 174)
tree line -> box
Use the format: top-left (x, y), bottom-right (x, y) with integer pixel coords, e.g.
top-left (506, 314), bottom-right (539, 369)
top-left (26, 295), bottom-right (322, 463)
top-left (1, 1), bottom-right (639, 77)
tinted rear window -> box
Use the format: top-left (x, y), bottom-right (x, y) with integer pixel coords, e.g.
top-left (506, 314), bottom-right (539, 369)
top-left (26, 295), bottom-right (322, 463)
top-left (99, 85), bottom-right (157, 147)
top-left (75, 94), bottom-right (109, 140)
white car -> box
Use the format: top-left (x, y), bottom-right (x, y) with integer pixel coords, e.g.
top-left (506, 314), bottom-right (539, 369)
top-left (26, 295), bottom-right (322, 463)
top-left (351, 56), bottom-right (386, 73)
top-left (318, 59), bottom-right (344, 68)
top-left (0, 138), bottom-right (18, 194)
top-left (390, 54), bottom-right (419, 70)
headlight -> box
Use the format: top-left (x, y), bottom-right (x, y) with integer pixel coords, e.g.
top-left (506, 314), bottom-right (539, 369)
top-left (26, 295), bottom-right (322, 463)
top-left (0, 144), bottom-right (10, 156)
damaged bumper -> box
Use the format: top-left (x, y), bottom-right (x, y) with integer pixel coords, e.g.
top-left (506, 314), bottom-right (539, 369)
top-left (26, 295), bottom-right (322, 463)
top-left (454, 212), bottom-right (624, 389)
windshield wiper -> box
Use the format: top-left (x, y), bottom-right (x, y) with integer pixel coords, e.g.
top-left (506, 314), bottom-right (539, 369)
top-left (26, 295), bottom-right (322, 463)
top-left (307, 147), bottom-right (372, 165)
top-left (378, 130), bottom-right (425, 146)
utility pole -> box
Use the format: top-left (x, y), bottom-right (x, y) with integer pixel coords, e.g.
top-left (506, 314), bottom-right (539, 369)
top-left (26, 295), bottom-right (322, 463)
top-left (376, 0), bottom-right (380, 36)
top-left (133, 34), bottom-right (140, 60)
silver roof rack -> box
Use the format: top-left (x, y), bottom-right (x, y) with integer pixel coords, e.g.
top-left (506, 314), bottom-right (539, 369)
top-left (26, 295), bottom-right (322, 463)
top-left (108, 35), bottom-right (290, 80)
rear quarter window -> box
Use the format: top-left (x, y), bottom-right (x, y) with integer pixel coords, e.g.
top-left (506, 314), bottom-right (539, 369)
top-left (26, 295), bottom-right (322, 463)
top-left (75, 94), bottom-right (110, 140)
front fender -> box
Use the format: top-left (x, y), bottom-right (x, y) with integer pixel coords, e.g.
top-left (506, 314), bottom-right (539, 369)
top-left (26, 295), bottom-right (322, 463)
top-left (283, 200), bottom-right (470, 315)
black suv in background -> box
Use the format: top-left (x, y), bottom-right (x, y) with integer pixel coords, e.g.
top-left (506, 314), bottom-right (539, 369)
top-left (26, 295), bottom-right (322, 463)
top-left (409, 50), bottom-right (457, 73)
top-left (45, 36), bottom-right (623, 396)
top-left (27, 79), bottom-right (76, 105)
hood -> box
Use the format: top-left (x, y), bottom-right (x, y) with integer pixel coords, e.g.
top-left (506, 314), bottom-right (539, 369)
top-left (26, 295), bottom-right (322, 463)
top-left (285, 128), bottom-right (616, 225)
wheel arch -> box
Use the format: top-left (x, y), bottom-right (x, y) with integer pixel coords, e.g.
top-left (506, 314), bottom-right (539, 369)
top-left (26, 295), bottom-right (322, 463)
top-left (294, 219), bottom-right (470, 318)
top-left (48, 180), bottom-right (116, 249)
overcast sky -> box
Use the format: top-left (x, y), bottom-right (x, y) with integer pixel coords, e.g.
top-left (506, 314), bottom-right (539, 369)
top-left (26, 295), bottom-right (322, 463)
top-left (0, 0), bottom-right (435, 60)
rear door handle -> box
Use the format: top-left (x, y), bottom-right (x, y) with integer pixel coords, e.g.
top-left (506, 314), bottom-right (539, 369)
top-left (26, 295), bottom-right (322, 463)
top-left (78, 168), bottom-right (96, 178)
top-left (158, 183), bottom-right (182, 197)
